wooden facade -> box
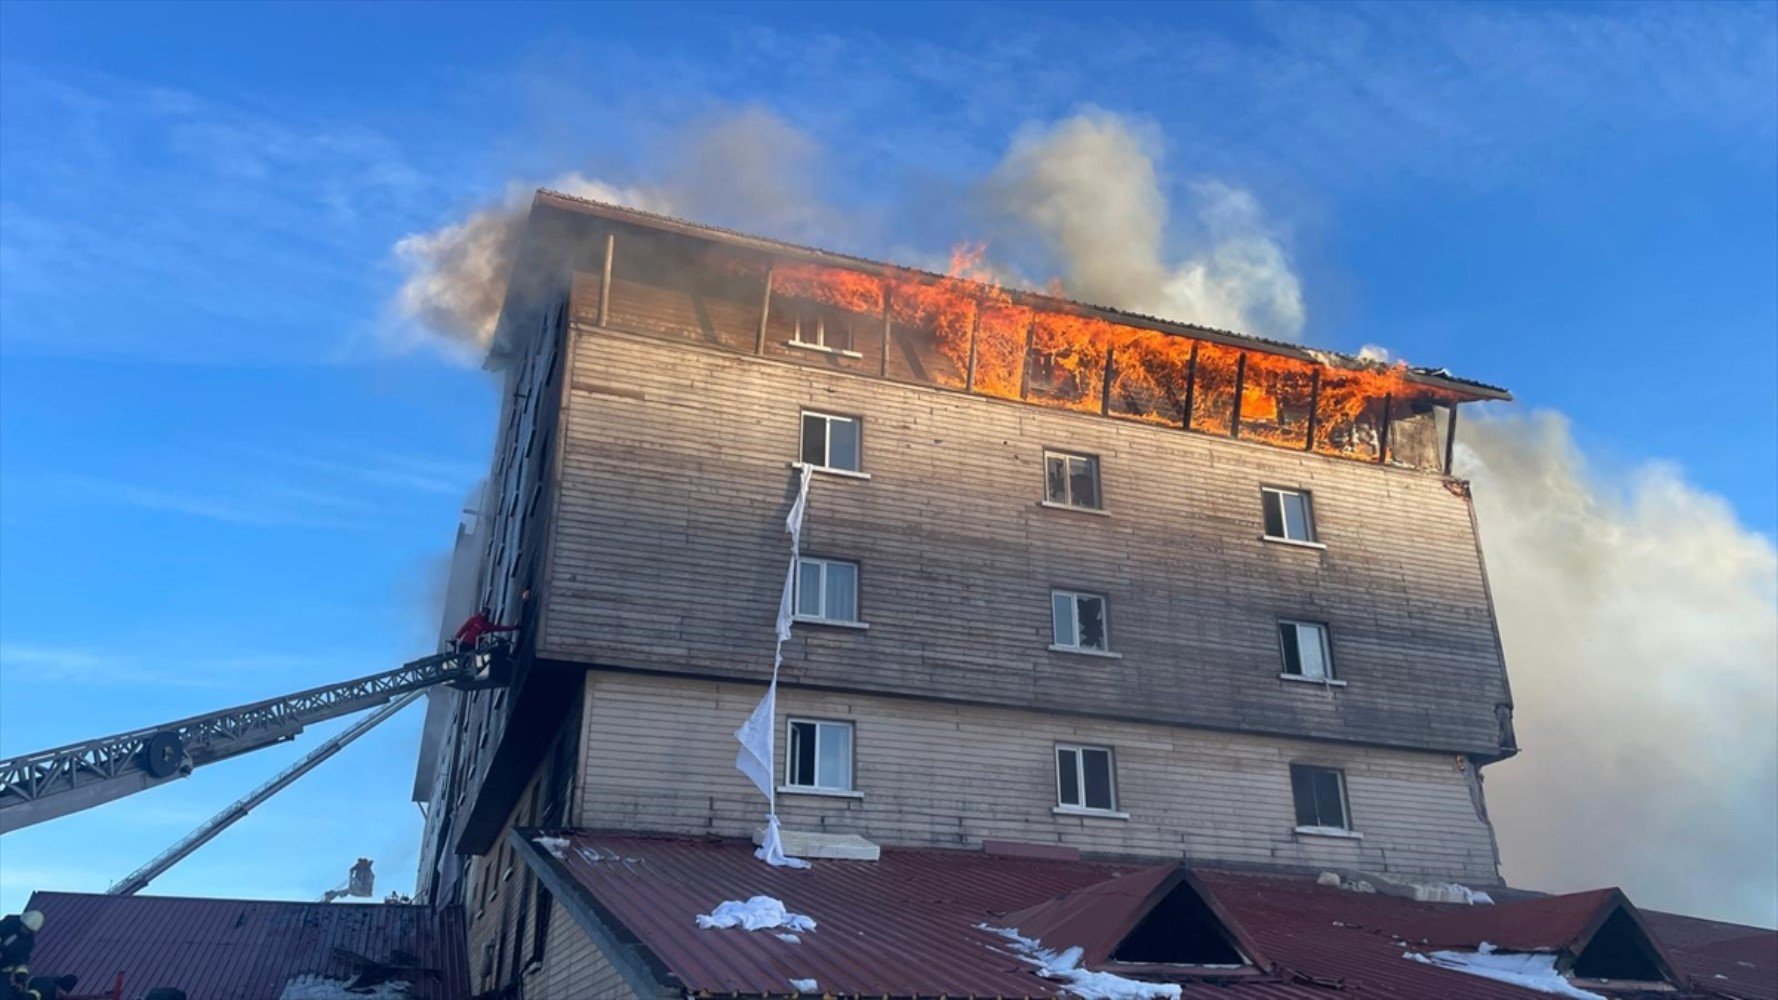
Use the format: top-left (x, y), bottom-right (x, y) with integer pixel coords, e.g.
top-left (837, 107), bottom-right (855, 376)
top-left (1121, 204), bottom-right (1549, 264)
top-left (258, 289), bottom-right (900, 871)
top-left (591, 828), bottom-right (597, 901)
top-left (416, 197), bottom-right (1519, 997)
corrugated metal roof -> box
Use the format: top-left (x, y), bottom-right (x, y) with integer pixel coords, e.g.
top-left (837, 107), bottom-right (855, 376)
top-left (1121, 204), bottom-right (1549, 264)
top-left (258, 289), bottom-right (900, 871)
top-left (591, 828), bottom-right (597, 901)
top-left (22, 891), bottom-right (470, 1000)
top-left (529, 189), bottom-right (1514, 402)
top-left (516, 830), bottom-right (1770, 1000)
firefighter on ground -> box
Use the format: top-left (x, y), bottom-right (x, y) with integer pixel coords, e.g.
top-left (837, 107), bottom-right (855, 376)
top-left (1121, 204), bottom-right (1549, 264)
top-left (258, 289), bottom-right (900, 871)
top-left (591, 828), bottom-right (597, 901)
top-left (26, 976), bottom-right (74, 999)
top-left (0, 911), bottom-right (40, 976)
top-left (453, 607), bottom-right (518, 653)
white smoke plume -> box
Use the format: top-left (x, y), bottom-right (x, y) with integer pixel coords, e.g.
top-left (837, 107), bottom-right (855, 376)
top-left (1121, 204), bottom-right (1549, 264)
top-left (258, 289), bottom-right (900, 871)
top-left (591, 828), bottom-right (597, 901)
top-left (1459, 413), bottom-right (1778, 927)
top-left (392, 174), bottom-right (658, 358)
top-left (998, 113), bottom-right (1777, 925)
top-left (988, 111), bottom-right (1305, 341)
top-left (392, 108), bottom-right (835, 358)
top-left (389, 107), bottom-right (1775, 923)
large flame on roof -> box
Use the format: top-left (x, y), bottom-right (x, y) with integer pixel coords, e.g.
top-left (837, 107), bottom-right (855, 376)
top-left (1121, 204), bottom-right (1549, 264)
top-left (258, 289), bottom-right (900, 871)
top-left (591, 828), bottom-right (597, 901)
top-left (765, 245), bottom-right (1460, 463)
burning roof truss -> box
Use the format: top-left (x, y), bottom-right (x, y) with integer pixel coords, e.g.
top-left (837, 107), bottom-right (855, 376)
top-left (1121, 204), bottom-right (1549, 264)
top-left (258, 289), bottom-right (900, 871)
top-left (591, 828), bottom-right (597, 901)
top-left (533, 191), bottom-right (1509, 474)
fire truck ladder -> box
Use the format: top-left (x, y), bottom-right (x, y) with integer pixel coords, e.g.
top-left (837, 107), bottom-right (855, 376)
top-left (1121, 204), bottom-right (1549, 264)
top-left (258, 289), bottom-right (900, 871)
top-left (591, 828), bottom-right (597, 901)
top-left (0, 649), bottom-right (486, 835)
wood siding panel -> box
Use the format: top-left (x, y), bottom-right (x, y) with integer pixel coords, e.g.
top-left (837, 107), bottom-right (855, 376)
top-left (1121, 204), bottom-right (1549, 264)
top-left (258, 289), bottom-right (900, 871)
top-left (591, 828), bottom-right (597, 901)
top-left (528, 900), bottom-right (643, 1000)
top-left (541, 327), bottom-right (1511, 755)
top-left (574, 671), bottom-right (1502, 885)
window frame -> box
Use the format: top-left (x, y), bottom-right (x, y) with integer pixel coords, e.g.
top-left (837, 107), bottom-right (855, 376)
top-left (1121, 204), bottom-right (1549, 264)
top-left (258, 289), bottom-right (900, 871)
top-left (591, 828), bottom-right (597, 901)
top-left (792, 555), bottom-right (865, 627)
top-left (787, 307), bottom-right (864, 358)
top-left (1049, 589), bottom-right (1117, 656)
top-left (1260, 486), bottom-right (1321, 546)
top-left (1277, 619), bottom-right (1342, 684)
top-left (799, 409), bottom-right (863, 474)
top-left (782, 717), bottom-right (857, 794)
top-left (1289, 763), bottom-right (1356, 835)
top-left (1054, 743), bottom-right (1123, 816)
top-left (1042, 449), bottom-right (1104, 511)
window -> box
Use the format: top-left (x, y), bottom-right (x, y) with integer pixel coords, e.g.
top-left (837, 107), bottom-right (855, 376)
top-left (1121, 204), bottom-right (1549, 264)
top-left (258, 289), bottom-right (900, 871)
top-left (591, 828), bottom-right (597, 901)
top-left (1056, 744), bottom-right (1117, 812)
top-left (789, 309), bottom-right (858, 355)
top-left (1261, 487), bottom-right (1316, 543)
top-left (1278, 621), bottom-right (1334, 680)
top-left (1043, 451), bottom-right (1101, 509)
top-left (785, 719), bottom-right (854, 791)
top-left (800, 411), bottom-right (861, 472)
top-left (795, 557), bottom-right (860, 624)
top-left (1290, 764), bottom-right (1351, 831)
top-left (1051, 590), bottom-right (1109, 653)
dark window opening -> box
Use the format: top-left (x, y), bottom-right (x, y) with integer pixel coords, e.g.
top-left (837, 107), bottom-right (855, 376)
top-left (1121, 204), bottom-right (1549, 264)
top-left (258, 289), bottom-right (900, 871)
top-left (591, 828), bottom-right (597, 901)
top-left (1262, 488), bottom-right (1315, 542)
top-left (1044, 451), bottom-right (1101, 509)
top-left (1057, 745), bottom-right (1116, 811)
top-left (1290, 763), bottom-right (1350, 830)
top-left (1111, 880), bottom-right (1248, 966)
top-left (1571, 910), bottom-right (1667, 982)
top-left (532, 886), bottom-right (553, 963)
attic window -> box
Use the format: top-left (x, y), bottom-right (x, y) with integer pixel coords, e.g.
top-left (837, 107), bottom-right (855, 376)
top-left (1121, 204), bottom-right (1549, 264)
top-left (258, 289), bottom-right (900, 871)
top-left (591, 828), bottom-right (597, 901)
top-left (1110, 879), bottom-right (1249, 967)
top-left (1570, 909), bottom-right (1667, 983)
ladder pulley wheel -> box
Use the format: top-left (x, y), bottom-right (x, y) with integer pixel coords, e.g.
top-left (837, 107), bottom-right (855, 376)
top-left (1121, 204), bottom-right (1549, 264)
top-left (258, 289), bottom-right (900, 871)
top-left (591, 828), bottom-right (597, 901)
top-left (142, 731), bottom-right (185, 778)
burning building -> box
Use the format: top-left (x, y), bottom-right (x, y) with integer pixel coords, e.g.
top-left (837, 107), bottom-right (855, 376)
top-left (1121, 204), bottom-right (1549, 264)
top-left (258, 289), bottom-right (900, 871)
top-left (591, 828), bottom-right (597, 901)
top-left (406, 193), bottom-right (1763, 999)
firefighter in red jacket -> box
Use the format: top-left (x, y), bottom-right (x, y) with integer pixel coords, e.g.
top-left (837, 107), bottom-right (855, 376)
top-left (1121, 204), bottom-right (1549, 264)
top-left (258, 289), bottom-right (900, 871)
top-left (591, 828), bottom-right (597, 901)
top-left (453, 607), bottom-right (518, 654)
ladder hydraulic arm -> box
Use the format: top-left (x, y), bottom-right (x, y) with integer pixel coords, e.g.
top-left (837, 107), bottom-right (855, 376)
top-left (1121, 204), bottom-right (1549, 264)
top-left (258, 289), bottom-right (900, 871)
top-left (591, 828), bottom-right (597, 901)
top-left (106, 691), bottom-right (422, 896)
top-left (0, 649), bottom-right (486, 834)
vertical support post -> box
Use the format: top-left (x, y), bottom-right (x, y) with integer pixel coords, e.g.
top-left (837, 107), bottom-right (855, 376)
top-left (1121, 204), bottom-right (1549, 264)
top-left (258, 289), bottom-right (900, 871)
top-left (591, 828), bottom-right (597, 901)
top-left (755, 263), bottom-right (775, 355)
top-left (1100, 347), bottom-right (1116, 416)
top-left (1304, 368), bottom-right (1322, 452)
top-left (1181, 342), bottom-right (1199, 429)
top-left (1378, 393), bottom-right (1393, 464)
top-left (1018, 315), bottom-right (1038, 400)
top-left (964, 293), bottom-right (984, 393)
top-left (879, 287), bottom-right (892, 378)
top-left (1444, 404), bottom-right (1461, 475)
top-left (597, 233), bottom-right (614, 328)
top-left (1230, 352), bottom-right (1248, 439)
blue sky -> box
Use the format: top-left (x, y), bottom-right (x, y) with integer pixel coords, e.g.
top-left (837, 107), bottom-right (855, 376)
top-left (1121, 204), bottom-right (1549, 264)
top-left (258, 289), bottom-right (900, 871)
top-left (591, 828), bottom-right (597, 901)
top-left (1, 2), bottom-right (1773, 919)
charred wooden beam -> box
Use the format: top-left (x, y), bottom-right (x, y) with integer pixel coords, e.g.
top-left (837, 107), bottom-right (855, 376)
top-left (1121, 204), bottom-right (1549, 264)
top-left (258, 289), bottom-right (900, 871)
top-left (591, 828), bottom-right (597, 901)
top-left (1304, 368), bottom-right (1323, 452)
top-left (597, 233), bottom-right (614, 328)
top-left (1378, 393), bottom-right (1393, 464)
top-left (754, 264), bottom-right (775, 355)
top-left (1444, 403), bottom-right (1461, 475)
top-left (1230, 352), bottom-right (1248, 439)
top-left (1018, 315), bottom-right (1038, 400)
top-left (879, 289), bottom-right (892, 379)
top-left (964, 294), bottom-right (984, 393)
top-left (1181, 342), bottom-right (1199, 429)
top-left (1100, 348), bottom-right (1117, 416)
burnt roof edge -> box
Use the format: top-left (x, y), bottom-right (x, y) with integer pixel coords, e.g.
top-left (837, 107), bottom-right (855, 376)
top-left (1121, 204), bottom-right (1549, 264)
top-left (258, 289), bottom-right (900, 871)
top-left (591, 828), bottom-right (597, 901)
top-left (531, 189), bottom-right (1513, 403)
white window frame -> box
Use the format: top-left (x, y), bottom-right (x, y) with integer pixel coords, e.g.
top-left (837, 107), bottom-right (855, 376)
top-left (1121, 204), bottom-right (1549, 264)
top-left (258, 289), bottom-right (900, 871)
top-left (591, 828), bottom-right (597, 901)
top-left (1277, 620), bottom-right (1343, 685)
top-left (1054, 743), bottom-right (1125, 817)
top-left (1042, 450), bottom-right (1103, 511)
top-left (1261, 486), bottom-right (1322, 547)
top-left (787, 309), bottom-right (864, 359)
top-left (1290, 763), bottom-right (1359, 837)
top-left (799, 410), bottom-right (864, 474)
top-left (793, 556), bottom-right (865, 627)
top-left (781, 717), bottom-right (858, 795)
top-left (1050, 589), bottom-right (1117, 656)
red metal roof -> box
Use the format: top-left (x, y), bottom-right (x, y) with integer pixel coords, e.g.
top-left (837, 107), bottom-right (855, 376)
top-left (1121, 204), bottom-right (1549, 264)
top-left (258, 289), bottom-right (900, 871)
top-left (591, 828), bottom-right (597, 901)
top-left (1644, 910), bottom-right (1778, 1000)
top-left (516, 829), bottom-right (1774, 1000)
top-left (22, 891), bottom-right (470, 1000)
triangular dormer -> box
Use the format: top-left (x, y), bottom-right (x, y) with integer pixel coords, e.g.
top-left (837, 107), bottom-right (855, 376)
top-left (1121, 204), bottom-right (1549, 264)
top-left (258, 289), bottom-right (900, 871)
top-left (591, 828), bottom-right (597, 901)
top-left (1000, 864), bottom-right (1269, 979)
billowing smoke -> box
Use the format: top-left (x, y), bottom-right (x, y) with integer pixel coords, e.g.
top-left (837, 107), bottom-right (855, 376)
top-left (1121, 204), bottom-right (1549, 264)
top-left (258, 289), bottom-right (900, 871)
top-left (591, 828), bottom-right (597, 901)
top-left (1458, 414), bottom-right (1778, 926)
top-left (392, 174), bottom-right (657, 357)
top-left (998, 114), bottom-right (1776, 925)
top-left (389, 106), bottom-right (1775, 923)
top-left (392, 108), bottom-right (832, 357)
top-left (988, 111), bottom-right (1305, 341)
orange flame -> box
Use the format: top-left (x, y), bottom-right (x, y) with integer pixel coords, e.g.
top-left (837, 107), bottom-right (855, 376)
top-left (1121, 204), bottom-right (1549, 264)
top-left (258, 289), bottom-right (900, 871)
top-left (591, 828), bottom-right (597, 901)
top-left (757, 243), bottom-right (1457, 464)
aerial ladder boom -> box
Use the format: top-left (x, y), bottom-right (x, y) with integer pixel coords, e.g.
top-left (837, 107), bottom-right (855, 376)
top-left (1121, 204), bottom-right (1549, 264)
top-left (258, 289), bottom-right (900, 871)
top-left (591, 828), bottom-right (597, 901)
top-left (0, 648), bottom-right (491, 834)
top-left (106, 691), bottom-right (422, 895)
